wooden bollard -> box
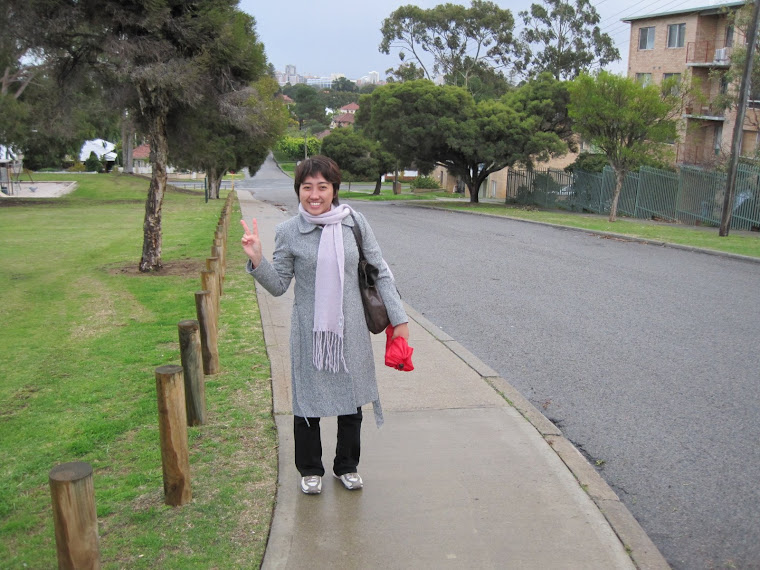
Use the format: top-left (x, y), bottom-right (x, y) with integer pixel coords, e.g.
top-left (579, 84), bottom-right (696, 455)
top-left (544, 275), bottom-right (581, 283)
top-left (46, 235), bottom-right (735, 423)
top-left (206, 257), bottom-right (222, 297)
top-left (212, 244), bottom-right (225, 284)
top-left (155, 365), bottom-right (192, 506)
top-left (195, 290), bottom-right (220, 375)
top-left (49, 461), bottom-right (100, 570)
top-left (178, 320), bottom-right (206, 426)
top-left (214, 236), bottom-right (224, 260)
top-left (201, 269), bottom-right (220, 323)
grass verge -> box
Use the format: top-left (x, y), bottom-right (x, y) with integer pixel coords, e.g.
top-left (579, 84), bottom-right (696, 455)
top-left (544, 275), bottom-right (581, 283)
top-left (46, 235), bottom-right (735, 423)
top-left (0, 175), bottom-right (276, 568)
top-left (418, 202), bottom-right (760, 258)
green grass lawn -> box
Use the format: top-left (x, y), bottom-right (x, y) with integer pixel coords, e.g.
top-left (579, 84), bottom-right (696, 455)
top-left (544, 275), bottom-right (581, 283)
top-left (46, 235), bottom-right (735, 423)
top-left (422, 202), bottom-right (760, 258)
top-left (341, 187), bottom-right (456, 201)
top-left (0, 176), bottom-right (276, 568)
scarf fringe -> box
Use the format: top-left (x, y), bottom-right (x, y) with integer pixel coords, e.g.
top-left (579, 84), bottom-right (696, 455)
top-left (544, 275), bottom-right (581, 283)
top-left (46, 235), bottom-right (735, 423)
top-left (313, 330), bottom-right (346, 373)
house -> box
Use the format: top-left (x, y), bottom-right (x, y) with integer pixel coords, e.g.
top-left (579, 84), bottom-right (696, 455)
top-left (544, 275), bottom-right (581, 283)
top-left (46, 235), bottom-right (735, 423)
top-left (339, 102), bottom-right (359, 115)
top-left (132, 143), bottom-right (151, 174)
top-left (330, 112), bottom-right (355, 129)
top-left (79, 139), bottom-right (117, 170)
top-left (622, 1), bottom-right (758, 166)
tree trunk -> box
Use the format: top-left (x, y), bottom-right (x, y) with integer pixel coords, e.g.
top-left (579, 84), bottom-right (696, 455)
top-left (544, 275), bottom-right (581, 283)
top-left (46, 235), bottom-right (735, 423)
top-left (121, 110), bottom-right (134, 174)
top-left (468, 170), bottom-right (487, 203)
top-left (609, 168), bottom-right (625, 222)
top-left (206, 167), bottom-right (223, 200)
top-left (139, 111), bottom-right (168, 272)
top-left (373, 175), bottom-right (382, 195)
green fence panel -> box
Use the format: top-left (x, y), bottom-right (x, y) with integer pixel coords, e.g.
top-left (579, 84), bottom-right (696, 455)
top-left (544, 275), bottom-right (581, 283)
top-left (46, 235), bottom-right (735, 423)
top-left (570, 169), bottom-right (603, 212)
top-left (732, 163), bottom-right (760, 230)
top-left (506, 168), bottom-right (573, 208)
top-left (617, 169), bottom-right (640, 217)
top-left (506, 162), bottom-right (759, 230)
top-left (635, 166), bottom-right (679, 221)
top-left (678, 166), bottom-right (724, 226)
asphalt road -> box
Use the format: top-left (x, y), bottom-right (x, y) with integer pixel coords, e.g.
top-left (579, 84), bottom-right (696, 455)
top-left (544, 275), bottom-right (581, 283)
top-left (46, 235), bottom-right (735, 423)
top-left (239, 158), bottom-right (760, 570)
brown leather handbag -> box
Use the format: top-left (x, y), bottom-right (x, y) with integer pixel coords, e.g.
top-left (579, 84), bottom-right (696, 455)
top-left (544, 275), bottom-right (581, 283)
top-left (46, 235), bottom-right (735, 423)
top-left (350, 214), bottom-right (391, 334)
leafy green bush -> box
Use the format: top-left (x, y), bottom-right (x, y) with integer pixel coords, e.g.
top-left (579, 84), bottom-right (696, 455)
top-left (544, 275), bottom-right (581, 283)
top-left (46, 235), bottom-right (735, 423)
top-left (67, 162), bottom-right (86, 172)
top-left (565, 152), bottom-right (608, 173)
top-left (274, 135), bottom-right (321, 161)
top-left (84, 151), bottom-right (102, 173)
top-left (410, 175), bottom-right (440, 190)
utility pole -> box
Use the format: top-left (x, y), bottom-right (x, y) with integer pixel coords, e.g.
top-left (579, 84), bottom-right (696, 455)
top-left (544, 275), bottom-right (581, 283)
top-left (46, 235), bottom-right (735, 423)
top-left (720, 0), bottom-right (760, 236)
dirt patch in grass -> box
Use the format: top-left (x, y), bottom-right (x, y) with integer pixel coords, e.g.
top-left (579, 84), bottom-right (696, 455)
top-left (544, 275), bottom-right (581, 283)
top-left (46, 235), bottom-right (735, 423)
top-left (107, 258), bottom-right (206, 278)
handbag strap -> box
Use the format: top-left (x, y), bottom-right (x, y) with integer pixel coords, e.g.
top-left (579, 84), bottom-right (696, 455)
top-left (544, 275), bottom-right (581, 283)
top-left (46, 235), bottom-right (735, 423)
top-left (349, 213), bottom-right (367, 261)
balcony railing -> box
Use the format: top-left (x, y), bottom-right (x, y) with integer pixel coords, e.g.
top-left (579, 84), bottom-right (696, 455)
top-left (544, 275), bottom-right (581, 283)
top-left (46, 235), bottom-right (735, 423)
top-left (683, 102), bottom-right (725, 118)
top-left (686, 41), bottom-right (733, 65)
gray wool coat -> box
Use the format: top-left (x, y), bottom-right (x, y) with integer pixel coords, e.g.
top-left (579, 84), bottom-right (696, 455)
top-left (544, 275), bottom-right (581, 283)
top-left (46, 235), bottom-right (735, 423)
top-left (246, 209), bottom-right (407, 427)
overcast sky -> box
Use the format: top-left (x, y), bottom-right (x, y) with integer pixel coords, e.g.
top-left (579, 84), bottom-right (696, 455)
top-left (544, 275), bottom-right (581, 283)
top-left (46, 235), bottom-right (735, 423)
top-left (238, 0), bottom-right (727, 80)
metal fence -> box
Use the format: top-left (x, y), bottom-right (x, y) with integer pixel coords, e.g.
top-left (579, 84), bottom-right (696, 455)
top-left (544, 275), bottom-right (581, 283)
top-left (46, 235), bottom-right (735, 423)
top-left (506, 164), bottom-right (760, 231)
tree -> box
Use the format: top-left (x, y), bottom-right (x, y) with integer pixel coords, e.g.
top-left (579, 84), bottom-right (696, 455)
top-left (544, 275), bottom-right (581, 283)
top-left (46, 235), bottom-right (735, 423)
top-left (379, 1), bottom-right (518, 91)
top-left (169, 76), bottom-right (287, 199)
top-left (285, 84), bottom-right (327, 129)
top-left (0, 1), bottom-right (37, 149)
top-left (322, 90), bottom-right (359, 113)
top-left (321, 128), bottom-right (395, 194)
top-left (385, 62), bottom-right (426, 83)
top-left (358, 79), bottom-right (567, 203)
top-left (331, 77), bottom-right (357, 92)
top-left (516, 0), bottom-right (619, 80)
top-left (24, 0), bottom-right (271, 271)
top-left (504, 71), bottom-right (575, 148)
top-left (1, 2), bottom-right (119, 163)
top-left (568, 71), bottom-right (678, 222)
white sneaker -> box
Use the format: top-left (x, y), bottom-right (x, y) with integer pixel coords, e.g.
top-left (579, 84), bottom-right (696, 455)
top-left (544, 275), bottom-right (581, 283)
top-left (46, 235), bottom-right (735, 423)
top-left (334, 472), bottom-right (363, 490)
top-left (300, 475), bottom-right (322, 494)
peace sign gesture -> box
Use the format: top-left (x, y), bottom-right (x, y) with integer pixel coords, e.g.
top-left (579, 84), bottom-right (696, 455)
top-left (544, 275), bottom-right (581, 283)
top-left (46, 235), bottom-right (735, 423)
top-left (240, 218), bottom-right (263, 268)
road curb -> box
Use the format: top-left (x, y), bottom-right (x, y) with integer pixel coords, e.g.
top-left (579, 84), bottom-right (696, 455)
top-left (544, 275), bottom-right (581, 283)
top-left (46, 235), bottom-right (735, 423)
top-left (403, 302), bottom-right (671, 570)
top-left (410, 202), bottom-right (760, 265)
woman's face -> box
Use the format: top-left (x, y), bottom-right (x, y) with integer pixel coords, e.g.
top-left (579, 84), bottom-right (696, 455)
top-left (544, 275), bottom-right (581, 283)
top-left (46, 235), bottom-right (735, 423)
top-left (299, 173), bottom-right (334, 216)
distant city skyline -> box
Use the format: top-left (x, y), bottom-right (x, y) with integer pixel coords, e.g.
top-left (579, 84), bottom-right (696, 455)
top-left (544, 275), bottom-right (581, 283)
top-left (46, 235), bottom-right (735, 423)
top-left (240, 0), bottom-right (734, 81)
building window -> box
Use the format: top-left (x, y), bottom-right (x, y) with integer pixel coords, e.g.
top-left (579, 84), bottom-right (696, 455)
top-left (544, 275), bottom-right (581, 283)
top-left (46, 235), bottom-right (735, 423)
top-left (720, 74), bottom-right (729, 95)
top-left (639, 27), bottom-right (655, 50)
top-left (636, 73), bottom-right (652, 87)
top-left (714, 124), bottom-right (723, 156)
top-left (740, 130), bottom-right (758, 157)
top-left (662, 73), bottom-right (681, 95)
top-left (667, 23), bottom-right (686, 48)
top-left (749, 80), bottom-right (760, 108)
top-left (725, 25), bottom-right (734, 48)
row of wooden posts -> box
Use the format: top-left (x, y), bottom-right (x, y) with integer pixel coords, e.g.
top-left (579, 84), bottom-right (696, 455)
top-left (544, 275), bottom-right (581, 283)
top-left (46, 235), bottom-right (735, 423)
top-left (48, 192), bottom-right (236, 569)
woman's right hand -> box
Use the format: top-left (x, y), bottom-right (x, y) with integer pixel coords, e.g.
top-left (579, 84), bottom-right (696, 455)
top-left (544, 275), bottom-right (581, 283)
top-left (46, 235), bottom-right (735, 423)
top-left (240, 218), bottom-right (263, 268)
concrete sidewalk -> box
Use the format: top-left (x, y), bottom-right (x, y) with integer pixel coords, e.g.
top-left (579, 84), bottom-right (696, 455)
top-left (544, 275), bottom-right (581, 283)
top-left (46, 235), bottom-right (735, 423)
top-left (237, 191), bottom-right (668, 569)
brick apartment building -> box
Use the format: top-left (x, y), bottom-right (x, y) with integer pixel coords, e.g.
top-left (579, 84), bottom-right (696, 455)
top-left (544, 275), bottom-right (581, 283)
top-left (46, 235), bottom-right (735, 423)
top-left (624, 1), bottom-right (760, 167)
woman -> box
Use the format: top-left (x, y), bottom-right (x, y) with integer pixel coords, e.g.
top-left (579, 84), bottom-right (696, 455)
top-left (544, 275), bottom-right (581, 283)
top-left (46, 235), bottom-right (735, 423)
top-left (241, 155), bottom-right (409, 495)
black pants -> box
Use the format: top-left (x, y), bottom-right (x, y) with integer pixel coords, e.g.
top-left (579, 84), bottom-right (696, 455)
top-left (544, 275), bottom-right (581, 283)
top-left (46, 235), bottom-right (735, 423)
top-left (294, 408), bottom-right (362, 477)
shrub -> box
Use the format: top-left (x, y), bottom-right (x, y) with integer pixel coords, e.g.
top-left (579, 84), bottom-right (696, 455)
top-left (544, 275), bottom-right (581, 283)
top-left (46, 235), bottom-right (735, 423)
top-left (274, 136), bottom-right (321, 161)
top-left (410, 175), bottom-right (440, 190)
top-left (84, 151), bottom-right (103, 173)
top-left (68, 162), bottom-right (86, 172)
top-left (565, 152), bottom-right (608, 173)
